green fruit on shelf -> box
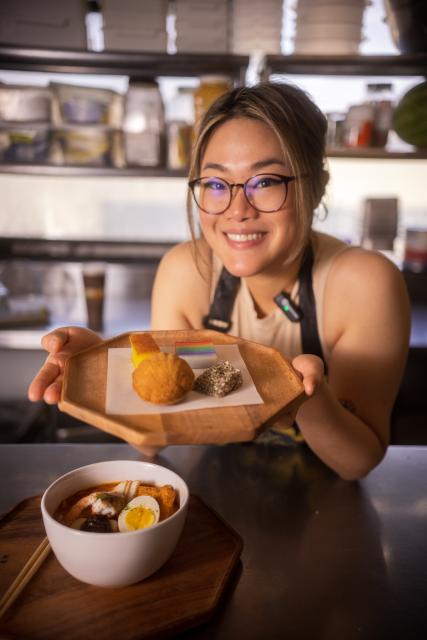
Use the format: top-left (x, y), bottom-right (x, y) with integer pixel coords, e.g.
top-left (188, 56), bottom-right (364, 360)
top-left (392, 81), bottom-right (427, 148)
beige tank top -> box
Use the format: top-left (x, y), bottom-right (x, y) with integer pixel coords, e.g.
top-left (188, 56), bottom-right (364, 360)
top-left (210, 231), bottom-right (350, 365)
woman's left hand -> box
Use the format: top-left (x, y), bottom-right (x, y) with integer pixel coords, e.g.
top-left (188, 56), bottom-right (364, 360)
top-left (291, 354), bottom-right (325, 397)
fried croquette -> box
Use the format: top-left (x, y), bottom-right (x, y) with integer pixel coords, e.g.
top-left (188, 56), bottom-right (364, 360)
top-left (132, 352), bottom-right (195, 404)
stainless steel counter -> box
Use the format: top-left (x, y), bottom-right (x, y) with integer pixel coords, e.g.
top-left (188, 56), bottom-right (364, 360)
top-left (0, 443), bottom-right (426, 639)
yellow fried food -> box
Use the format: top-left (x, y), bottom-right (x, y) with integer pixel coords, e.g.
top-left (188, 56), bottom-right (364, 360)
top-left (137, 484), bottom-right (178, 520)
top-left (129, 332), bottom-right (160, 368)
top-left (132, 352), bottom-right (195, 404)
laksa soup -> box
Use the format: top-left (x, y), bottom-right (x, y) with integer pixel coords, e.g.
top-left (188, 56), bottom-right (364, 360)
top-left (54, 479), bottom-right (179, 533)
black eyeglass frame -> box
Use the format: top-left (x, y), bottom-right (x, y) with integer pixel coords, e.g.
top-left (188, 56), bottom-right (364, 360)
top-left (188, 173), bottom-right (299, 215)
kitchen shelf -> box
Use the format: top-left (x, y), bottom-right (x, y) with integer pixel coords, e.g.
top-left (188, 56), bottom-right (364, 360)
top-left (1, 147), bottom-right (426, 178)
top-left (0, 45), bottom-right (249, 79)
top-left (264, 53), bottom-right (427, 77)
top-left (1, 48), bottom-right (426, 179)
top-left (0, 236), bottom-right (174, 263)
top-left (0, 163), bottom-right (187, 177)
top-left (327, 148), bottom-right (427, 159)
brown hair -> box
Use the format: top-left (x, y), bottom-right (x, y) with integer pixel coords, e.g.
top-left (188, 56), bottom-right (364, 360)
top-left (187, 81), bottom-right (329, 266)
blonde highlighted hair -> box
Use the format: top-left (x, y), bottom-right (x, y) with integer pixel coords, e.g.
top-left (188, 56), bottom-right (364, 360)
top-left (187, 81), bottom-right (329, 266)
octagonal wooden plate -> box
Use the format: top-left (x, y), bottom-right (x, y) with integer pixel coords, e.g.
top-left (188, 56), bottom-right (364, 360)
top-left (59, 329), bottom-right (305, 447)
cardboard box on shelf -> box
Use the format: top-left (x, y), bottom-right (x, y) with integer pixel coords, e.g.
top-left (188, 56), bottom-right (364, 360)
top-left (103, 28), bottom-right (167, 53)
top-left (0, 0), bottom-right (87, 49)
top-left (102, 0), bottom-right (168, 23)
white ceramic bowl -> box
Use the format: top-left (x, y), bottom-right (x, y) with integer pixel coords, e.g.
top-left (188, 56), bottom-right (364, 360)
top-left (41, 459), bottom-right (189, 587)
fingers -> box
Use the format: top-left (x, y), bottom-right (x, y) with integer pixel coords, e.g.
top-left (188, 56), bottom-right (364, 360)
top-left (27, 357), bottom-right (63, 403)
top-left (30, 327), bottom-right (100, 405)
top-left (292, 354), bottom-right (325, 397)
top-left (43, 373), bottom-right (64, 405)
top-left (41, 329), bottom-right (70, 355)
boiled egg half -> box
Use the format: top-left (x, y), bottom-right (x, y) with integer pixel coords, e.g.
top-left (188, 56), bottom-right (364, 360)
top-left (118, 495), bottom-right (160, 532)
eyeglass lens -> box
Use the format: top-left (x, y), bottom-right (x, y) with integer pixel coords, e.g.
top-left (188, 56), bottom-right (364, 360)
top-left (192, 174), bottom-right (289, 214)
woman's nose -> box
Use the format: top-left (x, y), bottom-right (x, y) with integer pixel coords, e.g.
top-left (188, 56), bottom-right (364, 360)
top-left (225, 185), bottom-right (258, 221)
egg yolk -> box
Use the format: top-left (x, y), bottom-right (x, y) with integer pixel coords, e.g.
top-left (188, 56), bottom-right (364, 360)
top-left (124, 506), bottom-right (155, 530)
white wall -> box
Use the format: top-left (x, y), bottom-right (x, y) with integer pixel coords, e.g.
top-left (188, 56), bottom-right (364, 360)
top-left (1, 158), bottom-right (426, 245)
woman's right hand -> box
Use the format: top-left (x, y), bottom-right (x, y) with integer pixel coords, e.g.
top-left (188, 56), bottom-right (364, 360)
top-left (27, 327), bottom-right (102, 405)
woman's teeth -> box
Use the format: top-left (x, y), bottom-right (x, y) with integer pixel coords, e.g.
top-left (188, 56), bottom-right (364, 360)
top-left (226, 233), bottom-right (263, 242)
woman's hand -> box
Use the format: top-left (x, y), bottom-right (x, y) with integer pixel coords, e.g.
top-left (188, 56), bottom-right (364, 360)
top-left (28, 327), bottom-right (102, 405)
top-left (291, 354), bottom-right (325, 397)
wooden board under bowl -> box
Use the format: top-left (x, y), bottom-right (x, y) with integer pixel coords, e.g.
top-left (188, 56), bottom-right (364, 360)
top-left (0, 495), bottom-right (242, 639)
top-left (59, 329), bottom-right (305, 447)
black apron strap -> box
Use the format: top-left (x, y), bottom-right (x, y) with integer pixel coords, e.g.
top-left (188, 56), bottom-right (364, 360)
top-left (203, 244), bottom-right (327, 371)
top-left (202, 267), bottom-right (240, 333)
top-left (298, 244), bottom-right (328, 372)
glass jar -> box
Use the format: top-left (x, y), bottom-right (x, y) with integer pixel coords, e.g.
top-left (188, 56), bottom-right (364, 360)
top-left (123, 80), bottom-right (164, 167)
top-left (366, 83), bottom-right (394, 147)
top-left (326, 112), bottom-right (346, 148)
top-left (194, 75), bottom-right (231, 128)
top-left (166, 87), bottom-right (194, 170)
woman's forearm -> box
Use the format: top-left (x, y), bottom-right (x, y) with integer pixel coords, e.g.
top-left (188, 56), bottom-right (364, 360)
top-left (296, 380), bottom-right (387, 481)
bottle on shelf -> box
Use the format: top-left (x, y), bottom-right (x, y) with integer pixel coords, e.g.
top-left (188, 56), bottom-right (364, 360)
top-left (366, 83), bottom-right (395, 148)
top-left (85, 0), bottom-right (104, 52)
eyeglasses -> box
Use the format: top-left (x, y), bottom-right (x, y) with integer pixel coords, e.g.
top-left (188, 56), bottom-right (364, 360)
top-left (188, 173), bottom-right (298, 215)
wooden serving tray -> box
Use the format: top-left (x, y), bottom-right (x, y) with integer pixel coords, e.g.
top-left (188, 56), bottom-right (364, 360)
top-left (59, 329), bottom-right (305, 447)
top-left (0, 496), bottom-right (242, 640)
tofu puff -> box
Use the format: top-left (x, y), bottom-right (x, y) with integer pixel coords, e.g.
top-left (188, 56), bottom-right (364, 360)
top-left (137, 484), bottom-right (178, 520)
top-left (132, 352), bottom-right (195, 404)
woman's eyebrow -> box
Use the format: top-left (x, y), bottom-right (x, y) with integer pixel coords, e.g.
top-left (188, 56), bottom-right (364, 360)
top-left (202, 162), bottom-right (226, 171)
top-left (251, 158), bottom-right (287, 170)
top-left (202, 158), bottom-right (287, 172)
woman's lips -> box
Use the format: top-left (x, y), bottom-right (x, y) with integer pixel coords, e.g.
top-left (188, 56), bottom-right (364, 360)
top-left (223, 231), bottom-right (266, 248)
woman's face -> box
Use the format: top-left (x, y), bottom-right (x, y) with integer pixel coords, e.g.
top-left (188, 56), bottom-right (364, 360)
top-left (197, 117), bottom-right (298, 278)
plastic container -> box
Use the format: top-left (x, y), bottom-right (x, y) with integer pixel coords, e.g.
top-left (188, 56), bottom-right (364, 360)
top-left (194, 76), bottom-right (231, 128)
top-left (52, 127), bottom-right (112, 166)
top-left (0, 125), bottom-right (51, 163)
top-left (344, 104), bottom-right (375, 148)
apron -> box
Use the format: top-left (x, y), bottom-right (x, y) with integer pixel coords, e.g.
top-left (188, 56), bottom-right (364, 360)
top-left (202, 243), bottom-right (326, 445)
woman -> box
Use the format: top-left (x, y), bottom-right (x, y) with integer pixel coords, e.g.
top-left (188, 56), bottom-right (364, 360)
top-left (28, 82), bottom-right (410, 480)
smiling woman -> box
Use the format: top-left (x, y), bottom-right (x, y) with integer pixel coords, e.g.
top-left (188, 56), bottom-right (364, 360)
top-left (191, 117), bottom-right (301, 279)
top-left (28, 82), bottom-right (411, 481)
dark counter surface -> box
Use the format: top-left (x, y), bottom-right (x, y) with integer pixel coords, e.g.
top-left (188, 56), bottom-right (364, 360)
top-left (0, 443), bottom-right (426, 639)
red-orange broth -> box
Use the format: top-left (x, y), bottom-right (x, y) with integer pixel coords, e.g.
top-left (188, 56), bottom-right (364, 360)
top-left (54, 481), bottom-right (179, 533)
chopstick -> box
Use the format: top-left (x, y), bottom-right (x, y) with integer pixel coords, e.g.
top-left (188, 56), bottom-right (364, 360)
top-left (0, 537), bottom-right (51, 619)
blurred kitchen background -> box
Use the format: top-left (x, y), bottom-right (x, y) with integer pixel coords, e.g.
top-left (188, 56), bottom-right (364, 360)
top-left (0, 0), bottom-right (426, 444)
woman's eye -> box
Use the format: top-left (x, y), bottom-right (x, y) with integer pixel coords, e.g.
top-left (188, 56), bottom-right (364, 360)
top-left (204, 180), bottom-right (226, 191)
top-left (252, 176), bottom-right (280, 189)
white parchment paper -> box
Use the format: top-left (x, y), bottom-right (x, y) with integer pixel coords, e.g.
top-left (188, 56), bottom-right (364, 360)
top-left (105, 344), bottom-right (263, 415)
